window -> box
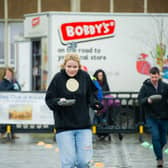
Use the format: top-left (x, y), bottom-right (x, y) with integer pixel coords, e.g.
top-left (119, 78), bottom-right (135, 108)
top-left (9, 22), bottom-right (24, 65)
top-left (0, 23), bottom-right (4, 65)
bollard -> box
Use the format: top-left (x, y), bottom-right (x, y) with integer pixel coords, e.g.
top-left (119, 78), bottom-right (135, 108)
top-left (92, 125), bottom-right (97, 134)
top-left (92, 125), bottom-right (97, 142)
top-left (138, 125), bottom-right (144, 142)
top-left (53, 128), bottom-right (56, 134)
top-left (139, 125), bottom-right (144, 134)
top-left (53, 128), bottom-right (56, 141)
top-left (6, 125), bottom-right (12, 141)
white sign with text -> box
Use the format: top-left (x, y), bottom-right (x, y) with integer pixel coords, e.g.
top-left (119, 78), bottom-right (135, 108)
top-left (0, 92), bottom-right (54, 125)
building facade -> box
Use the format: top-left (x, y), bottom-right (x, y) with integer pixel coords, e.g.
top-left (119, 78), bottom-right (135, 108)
top-left (0, 0), bottom-right (168, 80)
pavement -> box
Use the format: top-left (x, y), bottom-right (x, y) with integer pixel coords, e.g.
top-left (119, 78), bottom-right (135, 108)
top-left (0, 133), bottom-right (168, 168)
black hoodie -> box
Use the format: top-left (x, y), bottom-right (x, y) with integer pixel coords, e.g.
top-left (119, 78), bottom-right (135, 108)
top-left (138, 78), bottom-right (168, 120)
top-left (45, 69), bottom-right (98, 133)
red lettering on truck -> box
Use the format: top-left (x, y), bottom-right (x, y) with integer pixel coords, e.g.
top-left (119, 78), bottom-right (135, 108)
top-left (59, 20), bottom-right (115, 43)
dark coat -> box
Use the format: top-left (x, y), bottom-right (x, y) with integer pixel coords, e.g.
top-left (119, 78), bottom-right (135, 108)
top-left (0, 78), bottom-right (21, 91)
top-left (138, 78), bottom-right (168, 120)
top-left (0, 78), bottom-right (21, 134)
top-left (45, 69), bottom-right (98, 132)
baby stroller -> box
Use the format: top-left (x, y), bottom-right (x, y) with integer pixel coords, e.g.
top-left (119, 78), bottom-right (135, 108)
top-left (94, 94), bottom-right (123, 141)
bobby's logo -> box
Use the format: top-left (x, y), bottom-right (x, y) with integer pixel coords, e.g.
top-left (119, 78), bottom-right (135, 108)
top-left (32, 17), bottom-right (40, 27)
top-left (59, 20), bottom-right (116, 44)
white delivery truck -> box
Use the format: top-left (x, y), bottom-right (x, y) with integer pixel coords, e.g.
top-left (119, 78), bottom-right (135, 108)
top-left (16, 12), bottom-right (168, 91)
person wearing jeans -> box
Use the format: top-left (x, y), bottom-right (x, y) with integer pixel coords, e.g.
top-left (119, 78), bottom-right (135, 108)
top-left (146, 118), bottom-right (168, 163)
top-left (45, 53), bottom-right (102, 168)
top-left (56, 129), bottom-right (92, 168)
top-left (138, 66), bottom-right (168, 168)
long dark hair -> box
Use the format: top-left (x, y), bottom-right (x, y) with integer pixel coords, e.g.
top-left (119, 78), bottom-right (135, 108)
top-left (93, 69), bottom-right (110, 91)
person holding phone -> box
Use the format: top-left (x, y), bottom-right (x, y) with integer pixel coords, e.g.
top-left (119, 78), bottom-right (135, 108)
top-left (45, 53), bottom-right (102, 168)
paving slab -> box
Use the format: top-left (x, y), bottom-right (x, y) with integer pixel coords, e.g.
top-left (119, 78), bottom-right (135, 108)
top-left (0, 133), bottom-right (168, 168)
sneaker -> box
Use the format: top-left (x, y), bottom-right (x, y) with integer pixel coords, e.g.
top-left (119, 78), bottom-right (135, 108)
top-left (157, 160), bottom-right (163, 167)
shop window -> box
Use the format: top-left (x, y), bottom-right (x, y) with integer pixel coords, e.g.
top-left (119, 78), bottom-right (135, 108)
top-left (0, 23), bottom-right (4, 65)
top-left (32, 40), bottom-right (41, 90)
top-left (9, 22), bottom-right (24, 66)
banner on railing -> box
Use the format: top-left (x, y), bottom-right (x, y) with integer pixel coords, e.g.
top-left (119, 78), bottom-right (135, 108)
top-left (0, 92), bottom-right (54, 125)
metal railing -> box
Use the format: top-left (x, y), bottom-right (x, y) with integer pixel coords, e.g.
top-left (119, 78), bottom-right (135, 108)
top-left (91, 92), bottom-right (144, 141)
top-left (0, 91), bottom-right (145, 141)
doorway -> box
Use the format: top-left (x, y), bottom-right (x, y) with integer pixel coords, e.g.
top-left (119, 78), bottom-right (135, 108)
top-left (32, 40), bottom-right (41, 90)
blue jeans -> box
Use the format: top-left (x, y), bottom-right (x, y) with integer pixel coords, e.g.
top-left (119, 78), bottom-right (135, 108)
top-left (56, 129), bottom-right (93, 168)
top-left (146, 118), bottom-right (168, 160)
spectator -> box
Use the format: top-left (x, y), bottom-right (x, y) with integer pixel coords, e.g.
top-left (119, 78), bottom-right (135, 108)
top-left (138, 66), bottom-right (168, 168)
top-left (93, 69), bottom-right (110, 92)
top-left (45, 53), bottom-right (102, 168)
top-left (81, 65), bottom-right (103, 101)
top-left (93, 69), bottom-right (112, 125)
top-left (0, 67), bottom-right (21, 139)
